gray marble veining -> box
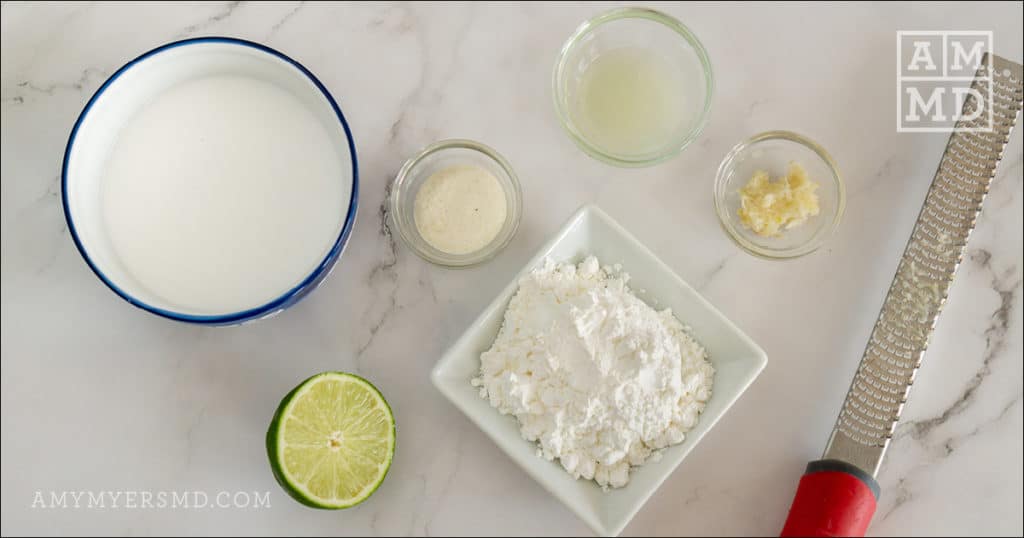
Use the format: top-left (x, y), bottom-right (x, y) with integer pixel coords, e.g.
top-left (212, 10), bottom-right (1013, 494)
top-left (1, 2), bottom-right (1021, 536)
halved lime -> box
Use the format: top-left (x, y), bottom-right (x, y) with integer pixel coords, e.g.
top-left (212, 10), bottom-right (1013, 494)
top-left (266, 372), bottom-right (396, 509)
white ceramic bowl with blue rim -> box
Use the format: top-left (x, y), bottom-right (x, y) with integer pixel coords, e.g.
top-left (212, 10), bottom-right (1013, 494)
top-left (62, 37), bottom-right (358, 325)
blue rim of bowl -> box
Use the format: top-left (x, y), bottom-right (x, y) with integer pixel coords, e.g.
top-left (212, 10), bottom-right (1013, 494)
top-left (60, 37), bottom-right (359, 324)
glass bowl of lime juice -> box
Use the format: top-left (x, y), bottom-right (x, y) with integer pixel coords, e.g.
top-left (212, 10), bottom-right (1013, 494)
top-left (553, 7), bottom-right (714, 167)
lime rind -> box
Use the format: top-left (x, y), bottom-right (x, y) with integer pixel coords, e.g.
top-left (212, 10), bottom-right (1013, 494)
top-left (266, 372), bottom-right (396, 509)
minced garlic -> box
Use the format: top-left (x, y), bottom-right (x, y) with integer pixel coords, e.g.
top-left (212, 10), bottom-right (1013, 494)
top-left (737, 162), bottom-right (820, 237)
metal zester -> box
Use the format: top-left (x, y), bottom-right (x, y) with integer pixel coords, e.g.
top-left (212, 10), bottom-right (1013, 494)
top-left (781, 53), bottom-right (1024, 537)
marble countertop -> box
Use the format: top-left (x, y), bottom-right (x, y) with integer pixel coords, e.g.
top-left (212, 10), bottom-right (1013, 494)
top-left (2, 2), bottom-right (1022, 536)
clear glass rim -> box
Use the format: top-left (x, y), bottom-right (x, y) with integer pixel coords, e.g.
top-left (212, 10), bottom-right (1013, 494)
top-left (389, 139), bottom-right (522, 268)
top-left (551, 7), bottom-right (715, 168)
top-left (713, 130), bottom-right (846, 260)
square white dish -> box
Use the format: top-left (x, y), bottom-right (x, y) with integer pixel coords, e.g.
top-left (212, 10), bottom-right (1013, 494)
top-left (430, 205), bottom-right (767, 536)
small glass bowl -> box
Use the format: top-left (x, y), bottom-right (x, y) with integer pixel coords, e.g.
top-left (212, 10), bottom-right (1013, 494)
top-left (390, 139), bottom-right (522, 268)
top-left (552, 7), bottom-right (714, 167)
top-left (714, 131), bottom-right (845, 260)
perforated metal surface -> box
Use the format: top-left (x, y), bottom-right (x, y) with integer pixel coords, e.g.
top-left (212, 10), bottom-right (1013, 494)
top-left (823, 54), bottom-right (1024, 476)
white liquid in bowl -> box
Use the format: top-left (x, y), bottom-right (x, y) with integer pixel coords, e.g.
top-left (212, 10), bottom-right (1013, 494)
top-left (100, 75), bottom-right (346, 314)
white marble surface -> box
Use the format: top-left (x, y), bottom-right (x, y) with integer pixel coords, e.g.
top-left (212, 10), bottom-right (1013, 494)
top-left (2, 2), bottom-right (1022, 536)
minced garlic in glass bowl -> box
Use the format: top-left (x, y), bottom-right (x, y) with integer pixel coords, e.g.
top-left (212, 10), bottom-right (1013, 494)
top-left (737, 162), bottom-right (821, 237)
top-left (714, 131), bottom-right (844, 259)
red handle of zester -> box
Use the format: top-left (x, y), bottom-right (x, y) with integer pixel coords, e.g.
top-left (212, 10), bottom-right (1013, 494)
top-left (780, 459), bottom-right (880, 537)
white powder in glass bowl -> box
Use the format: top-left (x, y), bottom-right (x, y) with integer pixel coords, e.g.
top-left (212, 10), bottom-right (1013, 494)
top-left (413, 164), bottom-right (507, 255)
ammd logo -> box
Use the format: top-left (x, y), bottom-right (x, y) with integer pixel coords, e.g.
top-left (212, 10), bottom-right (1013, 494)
top-left (897, 31), bottom-right (993, 132)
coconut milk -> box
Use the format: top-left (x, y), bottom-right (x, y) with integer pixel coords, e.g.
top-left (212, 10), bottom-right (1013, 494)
top-left (101, 75), bottom-right (347, 314)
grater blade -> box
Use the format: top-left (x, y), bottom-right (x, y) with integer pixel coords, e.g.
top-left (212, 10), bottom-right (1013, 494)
top-left (822, 53), bottom-right (1024, 477)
